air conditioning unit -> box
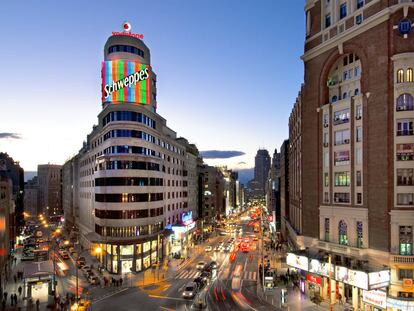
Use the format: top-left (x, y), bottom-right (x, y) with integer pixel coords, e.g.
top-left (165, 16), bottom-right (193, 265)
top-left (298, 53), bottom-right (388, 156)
top-left (324, 123), bottom-right (329, 128)
top-left (356, 116), bottom-right (362, 120)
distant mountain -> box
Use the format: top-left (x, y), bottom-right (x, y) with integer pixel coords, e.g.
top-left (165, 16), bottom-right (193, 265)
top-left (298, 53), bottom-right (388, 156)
top-left (24, 171), bottom-right (37, 182)
top-left (235, 168), bottom-right (254, 186)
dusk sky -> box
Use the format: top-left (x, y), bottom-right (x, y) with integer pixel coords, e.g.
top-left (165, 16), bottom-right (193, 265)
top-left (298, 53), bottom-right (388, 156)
top-left (0, 0), bottom-right (305, 172)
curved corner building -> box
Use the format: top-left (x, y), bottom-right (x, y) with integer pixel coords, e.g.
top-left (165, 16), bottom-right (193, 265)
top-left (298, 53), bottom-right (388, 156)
top-left (73, 26), bottom-right (197, 274)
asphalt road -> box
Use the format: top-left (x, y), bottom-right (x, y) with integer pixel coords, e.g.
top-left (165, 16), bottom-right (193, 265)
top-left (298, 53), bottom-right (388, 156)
top-left (91, 214), bottom-right (281, 311)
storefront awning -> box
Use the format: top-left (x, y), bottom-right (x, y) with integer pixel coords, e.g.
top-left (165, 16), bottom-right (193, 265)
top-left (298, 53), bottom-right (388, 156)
top-left (23, 260), bottom-right (54, 279)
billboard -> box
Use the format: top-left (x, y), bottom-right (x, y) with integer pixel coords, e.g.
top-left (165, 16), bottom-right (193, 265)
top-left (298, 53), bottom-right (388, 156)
top-left (286, 253), bottom-right (308, 271)
top-left (101, 60), bottom-right (150, 104)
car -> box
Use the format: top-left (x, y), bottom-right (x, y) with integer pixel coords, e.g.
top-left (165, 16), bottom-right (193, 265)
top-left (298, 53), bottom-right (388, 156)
top-left (242, 246), bottom-right (249, 253)
top-left (193, 277), bottom-right (205, 288)
top-left (205, 246), bottom-right (212, 252)
top-left (36, 238), bottom-right (45, 243)
top-left (69, 247), bottom-right (76, 254)
top-left (81, 265), bottom-right (91, 273)
top-left (182, 282), bottom-right (198, 299)
top-left (200, 271), bottom-right (211, 282)
top-left (196, 262), bottom-right (206, 270)
top-left (214, 245), bottom-right (220, 252)
top-left (253, 236), bottom-right (258, 241)
top-left (208, 261), bottom-right (218, 270)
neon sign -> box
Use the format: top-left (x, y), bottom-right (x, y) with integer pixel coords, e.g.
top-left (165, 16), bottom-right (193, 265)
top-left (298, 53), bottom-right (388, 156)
top-left (101, 60), bottom-right (150, 104)
top-left (111, 21), bottom-right (144, 39)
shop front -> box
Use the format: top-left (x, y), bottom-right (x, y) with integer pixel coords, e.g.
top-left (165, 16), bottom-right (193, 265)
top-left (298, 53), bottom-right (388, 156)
top-left (98, 234), bottom-right (163, 274)
top-left (23, 261), bottom-right (54, 306)
top-left (286, 252), bottom-right (391, 310)
top-left (167, 212), bottom-right (196, 259)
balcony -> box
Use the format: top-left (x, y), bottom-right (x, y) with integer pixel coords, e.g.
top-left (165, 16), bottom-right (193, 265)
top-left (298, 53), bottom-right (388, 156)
top-left (397, 130), bottom-right (414, 136)
top-left (393, 255), bottom-right (414, 264)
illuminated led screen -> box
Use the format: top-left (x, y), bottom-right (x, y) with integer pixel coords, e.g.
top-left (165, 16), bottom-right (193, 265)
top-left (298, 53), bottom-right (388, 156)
top-left (101, 60), bottom-right (151, 104)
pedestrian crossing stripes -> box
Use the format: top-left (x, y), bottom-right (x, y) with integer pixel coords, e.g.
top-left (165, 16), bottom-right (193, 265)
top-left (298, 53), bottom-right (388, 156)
top-left (174, 269), bottom-right (257, 281)
top-left (174, 270), bottom-right (201, 280)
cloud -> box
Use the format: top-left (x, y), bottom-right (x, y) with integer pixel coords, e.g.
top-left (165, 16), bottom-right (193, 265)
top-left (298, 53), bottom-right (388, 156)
top-left (0, 133), bottom-right (21, 140)
top-left (200, 150), bottom-right (245, 159)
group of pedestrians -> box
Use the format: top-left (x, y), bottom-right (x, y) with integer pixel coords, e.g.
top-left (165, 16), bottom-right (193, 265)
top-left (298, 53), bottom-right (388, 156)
top-left (103, 276), bottom-right (123, 287)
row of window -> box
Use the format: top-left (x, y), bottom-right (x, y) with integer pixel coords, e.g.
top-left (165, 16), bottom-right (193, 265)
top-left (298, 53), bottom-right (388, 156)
top-left (103, 111), bottom-right (156, 129)
top-left (95, 222), bottom-right (164, 238)
top-left (107, 45), bottom-right (145, 57)
top-left (98, 160), bottom-right (160, 172)
top-left (324, 1), bottom-right (364, 28)
top-left (95, 193), bottom-right (164, 203)
top-left (104, 129), bottom-right (157, 144)
top-left (324, 218), bottom-right (364, 248)
top-left (396, 93), bottom-right (414, 111)
top-left (397, 68), bottom-right (414, 83)
top-left (330, 128), bottom-right (362, 145)
top-left (327, 171), bottom-right (362, 188)
top-left (103, 145), bottom-right (161, 158)
top-left (323, 105), bottom-right (362, 127)
top-left (95, 177), bottom-right (164, 187)
top-left (94, 207), bottom-right (163, 219)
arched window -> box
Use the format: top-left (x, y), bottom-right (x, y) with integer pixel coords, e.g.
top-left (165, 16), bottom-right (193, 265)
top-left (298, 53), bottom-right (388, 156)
top-left (407, 68), bottom-right (413, 83)
top-left (332, 95), bottom-right (338, 103)
top-left (396, 93), bottom-right (414, 111)
top-left (397, 69), bottom-right (405, 83)
top-left (354, 88), bottom-right (359, 96)
top-left (339, 220), bottom-right (348, 245)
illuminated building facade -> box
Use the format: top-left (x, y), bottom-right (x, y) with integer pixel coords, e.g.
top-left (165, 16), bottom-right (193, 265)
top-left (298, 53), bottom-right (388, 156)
top-left (284, 1), bottom-right (414, 309)
top-left (67, 23), bottom-right (199, 274)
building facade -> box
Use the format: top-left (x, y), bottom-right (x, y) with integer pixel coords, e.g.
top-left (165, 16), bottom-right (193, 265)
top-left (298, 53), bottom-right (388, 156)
top-left (266, 148), bottom-right (281, 230)
top-left (0, 153), bottom-right (24, 250)
top-left (253, 149), bottom-right (271, 197)
top-left (284, 1), bottom-right (414, 310)
top-left (65, 25), bottom-right (200, 274)
top-left (62, 156), bottom-right (79, 230)
top-left (0, 177), bottom-right (11, 291)
top-left (24, 177), bottom-right (38, 218)
top-left (280, 140), bottom-right (290, 241)
top-left (37, 164), bottom-right (62, 216)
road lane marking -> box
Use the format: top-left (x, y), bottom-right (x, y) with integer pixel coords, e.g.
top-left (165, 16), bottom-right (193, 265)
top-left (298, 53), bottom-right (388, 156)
top-left (92, 287), bottom-right (129, 304)
top-left (148, 295), bottom-right (187, 301)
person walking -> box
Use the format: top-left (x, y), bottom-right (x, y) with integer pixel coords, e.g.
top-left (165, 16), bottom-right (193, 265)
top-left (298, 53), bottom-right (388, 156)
top-left (35, 299), bottom-right (40, 310)
top-left (3, 292), bottom-right (7, 302)
top-left (10, 294), bottom-right (13, 306)
top-left (1, 299), bottom-right (5, 310)
top-left (18, 286), bottom-right (22, 296)
top-left (14, 293), bottom-right (18, 305)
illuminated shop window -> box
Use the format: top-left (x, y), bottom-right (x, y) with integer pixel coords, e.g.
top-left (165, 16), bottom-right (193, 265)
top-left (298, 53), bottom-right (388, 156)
top-left (338, 220), bottom-right (348, 245)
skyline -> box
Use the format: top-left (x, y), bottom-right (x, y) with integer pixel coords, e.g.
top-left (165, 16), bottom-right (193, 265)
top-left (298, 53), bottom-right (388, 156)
top-left (0, 0), bottom-right (305, 171)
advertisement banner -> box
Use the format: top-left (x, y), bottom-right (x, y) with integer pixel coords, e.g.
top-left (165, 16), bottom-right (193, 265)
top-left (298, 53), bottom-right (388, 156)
top-left (335, 266), bottom-right (348, 283)
top-left (363, 290), bottom-right (387, 309)
top-left (306, 274), bottom-right (322, 286)
top-left (286, 253), bottom-right (309, 271)
top-left (101, 60), bottom-right (151, 104)
top-left (309, 259), bottom-right (334, 277)
top-left (369, 270), bottom-right (390, 290)
top-left (347, 269), bottom-right (368, 290)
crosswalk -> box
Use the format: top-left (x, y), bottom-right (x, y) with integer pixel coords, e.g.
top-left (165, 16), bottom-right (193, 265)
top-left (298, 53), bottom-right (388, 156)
top-left (174, 269), bottom-right (257, 281)
top-left (220, 269), bottom-right (257, 281)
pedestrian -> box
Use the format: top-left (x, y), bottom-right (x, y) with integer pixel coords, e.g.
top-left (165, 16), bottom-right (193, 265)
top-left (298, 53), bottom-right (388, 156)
top-left (1, 299), bottom-right (5, 310)
top-left (10, 294), bottom-right (13, 306)
top-left (120, 278), bottom-right (123, 286)
top-left (3, 292), bottom-right (7, 302)
top-left (14, 274), bottom-right (17, 283)
top-left (14, 257), bottom-right (17, 265)
top-left (14, 293), bottom-right (18, 305)
top-left (36, 298), bottom-right (40, 310)
top-left (18, 286), bottom-right (22, 296)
